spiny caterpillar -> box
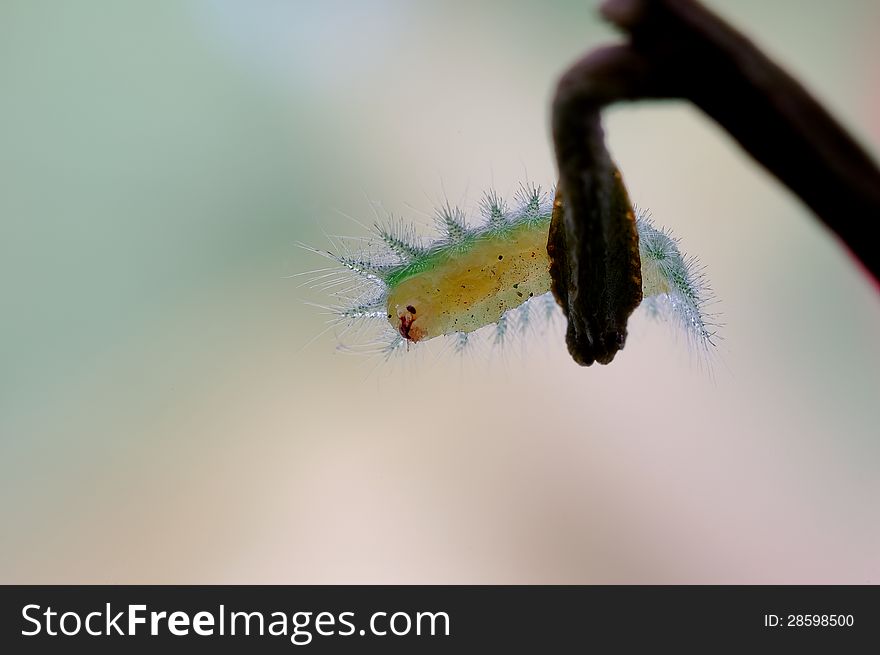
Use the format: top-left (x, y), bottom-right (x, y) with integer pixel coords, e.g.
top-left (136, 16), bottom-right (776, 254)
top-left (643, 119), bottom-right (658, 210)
top-left (302, 184), bottom-right (716, 358)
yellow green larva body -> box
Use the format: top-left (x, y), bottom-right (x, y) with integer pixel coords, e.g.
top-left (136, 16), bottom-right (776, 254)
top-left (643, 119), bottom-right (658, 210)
top-left (387, 222), bottom-right (551, 342)
top-left (305, 184), bottom-right (715, 357)
top-left (640, 254), bottom-right (671, 297)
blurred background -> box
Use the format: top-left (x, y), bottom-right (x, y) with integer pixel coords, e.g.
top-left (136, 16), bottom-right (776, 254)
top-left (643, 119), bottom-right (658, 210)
top-left (2, 0), bottom-right (879, 583)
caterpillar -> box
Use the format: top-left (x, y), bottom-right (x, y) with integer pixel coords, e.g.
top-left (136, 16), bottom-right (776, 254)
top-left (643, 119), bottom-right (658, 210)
top-left (302, 184), bottom-right (716, 359)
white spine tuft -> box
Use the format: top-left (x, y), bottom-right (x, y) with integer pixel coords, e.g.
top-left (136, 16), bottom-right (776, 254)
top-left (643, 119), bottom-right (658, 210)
top-left (435, 202), bottom-right (468, 244)
top-left (635, 208), bottom-right (718, 351)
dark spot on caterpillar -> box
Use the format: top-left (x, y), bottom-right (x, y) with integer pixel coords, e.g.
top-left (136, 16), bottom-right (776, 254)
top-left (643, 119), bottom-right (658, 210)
top-left (513, 283), bottom-right (519, 289)
top-left (398, 313), bottom-right (422, 342)
top-left (516, 291), bottom-right (523, 298)
top-left (461, 285), bottom-right (466, 289)
top-left (406, 305), bottom-right (416, 314)
top-left (388, 314), bottom-right (392, 318)
top-left (498, 255), bottom-right (503, 260)
top-left (528, 292), bottom-right (533, 297)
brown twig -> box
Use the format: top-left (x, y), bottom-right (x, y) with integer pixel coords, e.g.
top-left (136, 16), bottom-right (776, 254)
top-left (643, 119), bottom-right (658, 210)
top-left (550, 0), bottom-right (880, 365)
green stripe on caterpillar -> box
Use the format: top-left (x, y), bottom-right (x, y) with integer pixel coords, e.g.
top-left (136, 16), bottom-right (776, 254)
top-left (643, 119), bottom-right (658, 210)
top-left (301, 184), bottom-right (716, 358)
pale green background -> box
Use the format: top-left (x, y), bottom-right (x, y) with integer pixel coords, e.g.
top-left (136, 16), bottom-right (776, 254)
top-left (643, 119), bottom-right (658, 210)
top-left (2, 0), bottom-right (879, 582)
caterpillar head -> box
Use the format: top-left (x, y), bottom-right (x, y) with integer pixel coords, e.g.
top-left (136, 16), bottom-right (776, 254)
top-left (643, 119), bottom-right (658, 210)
top-left (391, 302), bottom-right (426, 342)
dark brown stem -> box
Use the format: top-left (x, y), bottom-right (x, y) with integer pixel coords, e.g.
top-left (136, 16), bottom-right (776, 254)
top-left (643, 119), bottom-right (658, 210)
top-left (550, 0), bottom-right (880, 365)
top-left (549, 93), bottom-right (643, 365)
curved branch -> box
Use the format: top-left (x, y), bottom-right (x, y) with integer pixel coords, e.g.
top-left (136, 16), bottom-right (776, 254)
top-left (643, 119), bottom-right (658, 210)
top-left (550, 0), bottom-right (880, 365)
